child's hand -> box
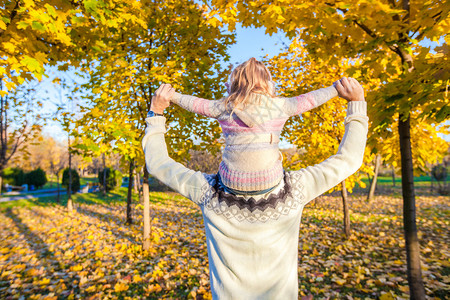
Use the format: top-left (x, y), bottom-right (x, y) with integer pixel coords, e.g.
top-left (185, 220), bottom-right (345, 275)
top-left (151, 84), bottom-right (175, 114)
top-left (334, 77), bottom-right (365, 102)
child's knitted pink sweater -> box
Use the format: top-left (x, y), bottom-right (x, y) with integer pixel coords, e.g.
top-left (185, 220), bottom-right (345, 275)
top-left (172, 86), bottom-right (338, 192)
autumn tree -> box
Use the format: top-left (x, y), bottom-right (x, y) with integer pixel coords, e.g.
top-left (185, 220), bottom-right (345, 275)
top-left (0, 0), bottom-right (143, 91)
top-left (0, 81), bottom-right (43, 193)
top-left (209, 1), bottom-right (449, 296)
top-left (1, 0), bottom-right (149, 208)
top-left (73, 0), bottom-right (233, 249)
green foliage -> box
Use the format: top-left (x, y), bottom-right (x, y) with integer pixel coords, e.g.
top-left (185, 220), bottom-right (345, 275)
top-left (24, 168), bottom-right (47, 189)
top-left (2, 167), bottom-right (25, 186)
top-left (97, 168), bottom-right (122, 192)
top-left (62, 168), bottom-right (81, 194)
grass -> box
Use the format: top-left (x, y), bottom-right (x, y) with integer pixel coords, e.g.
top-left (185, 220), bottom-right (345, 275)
top-left (353, 175), bottom-right (448, 197)
top-left (359, 175), bottom-right (443, 186)
top-left (44, 175), bottom-right (98, 188)
top-left (0, 187), bottom-right (139, 211)
top-left (1, 176), bottom-right (101, 198)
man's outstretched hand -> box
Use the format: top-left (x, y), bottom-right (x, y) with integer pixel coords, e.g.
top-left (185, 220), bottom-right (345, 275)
top-left (334, 77), bottom-right (365, 102)
top-left (150, 84), bottom-right (175, 114)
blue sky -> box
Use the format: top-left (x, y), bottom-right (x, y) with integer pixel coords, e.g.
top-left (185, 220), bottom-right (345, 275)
top-left (227, 24), bottom-right (289, 64)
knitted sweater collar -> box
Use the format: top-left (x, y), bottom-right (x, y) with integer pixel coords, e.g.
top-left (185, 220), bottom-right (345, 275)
top-left (211, 172), bottom-right (292, 213)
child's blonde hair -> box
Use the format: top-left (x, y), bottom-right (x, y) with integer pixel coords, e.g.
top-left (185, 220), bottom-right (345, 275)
top-left (225, 57), bottom-right (275, 111)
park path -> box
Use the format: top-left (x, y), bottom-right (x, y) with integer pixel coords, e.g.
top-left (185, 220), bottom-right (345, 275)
top-left (0, 182), bottom-right (132, 203)
top-left (0, 190), bottom-right (69, 203)
top-left (0, 185), bottom-right (91, 203)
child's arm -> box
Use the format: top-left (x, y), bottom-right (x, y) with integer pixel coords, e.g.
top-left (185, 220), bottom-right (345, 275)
top-left (282, 86), bottom-right (338, 117)
top-left (171, 92), bottom-right (223, 119)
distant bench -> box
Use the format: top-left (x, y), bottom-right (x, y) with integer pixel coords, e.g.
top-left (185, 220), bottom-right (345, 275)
top-left (8, 185), bottom-right (26, 191)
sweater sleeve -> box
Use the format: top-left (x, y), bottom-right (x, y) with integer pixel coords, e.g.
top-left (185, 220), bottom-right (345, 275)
top-left (282, 86), bottom-right (338, 117)
top-left (141, 116), bottom-right (211, 204)
top-left (171, 92), bottom-right (223, 119)
top-left (293, 101), bottom-right (368, 203)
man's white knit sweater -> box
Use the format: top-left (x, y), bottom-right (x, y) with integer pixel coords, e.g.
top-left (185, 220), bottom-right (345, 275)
top-left (142, 101), bottom-right (368, 299)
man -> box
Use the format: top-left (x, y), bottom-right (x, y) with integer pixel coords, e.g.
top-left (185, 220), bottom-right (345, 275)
top-left (142, 78), bottom-right (368, 299)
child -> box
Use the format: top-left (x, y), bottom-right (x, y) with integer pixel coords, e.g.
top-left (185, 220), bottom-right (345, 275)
top-left (171, 57), bottom-right (338, 195)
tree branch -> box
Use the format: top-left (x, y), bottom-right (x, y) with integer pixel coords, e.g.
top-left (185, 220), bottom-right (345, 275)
top-left (0, 0), bottom-right (20, 38)
top-left (324, 2), bottom-right (411, 68)
top-left (5, 123), bottom-right (28, 164)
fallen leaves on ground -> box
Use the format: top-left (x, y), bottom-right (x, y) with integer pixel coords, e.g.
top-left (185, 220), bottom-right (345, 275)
top-left (0, 192), bottom-right (448, 299)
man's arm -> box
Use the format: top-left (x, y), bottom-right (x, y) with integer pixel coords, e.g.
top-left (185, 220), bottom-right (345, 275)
top-left (142, 116), bottom-right (209, 203)
top-left (292, 77), bottom-right (368, 202)
top-left (142, 84), bottom-right (211, 203)
top-left (296, 101), bottom-right (368, 202)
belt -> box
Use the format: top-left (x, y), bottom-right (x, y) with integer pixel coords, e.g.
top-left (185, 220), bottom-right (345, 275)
top-left (225, 133), bottom-right (280, 145)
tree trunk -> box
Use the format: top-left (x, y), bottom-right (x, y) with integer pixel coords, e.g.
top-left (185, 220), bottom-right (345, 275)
top-left (102, 154), bottom-right (107, 197)
top-left (341, 180), bottom-right (350, 239)
top-left (392, 165), bottom-right (396, 187)
top-left (126, 159), bottom-right (134, 225)
top-left (435, 177), bottom-right (442, 194)
top-left (143, 166), bottom-right (151, 250)
top-left (133, 168), bottom-right (139, 193)
top-left (136, 169), bottom-right (143, 204)
top-left (67, 148), bottom-right (73, 212)
top-left (398, 115), bottom-right (426, 299)
top-left (429, 171), bottom-right (433, 194)
top-left (367, 154), bottom-right (382, 201)
top-left (0, 174), bottom-right (2, 195)
top-left (56, 173), bottom-right (60, 204)
top-left (366, 173), bottom-right (373, 187)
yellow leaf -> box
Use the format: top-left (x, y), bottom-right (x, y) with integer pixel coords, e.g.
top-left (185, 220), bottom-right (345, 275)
top-left (379, 292), bottom-right (395, 300)
top-left (71, 264), bottom-right (83, 272)
top-left (85, 285), bottom-right (96, 292)
top-left (39, 278), bottom-right (51, 285)
top-left (114, 282), bottom-right (129, 292)
top-left (147, 284), bottom-right (162, 293)
top-left (27, 268), bottom-right (40, 276)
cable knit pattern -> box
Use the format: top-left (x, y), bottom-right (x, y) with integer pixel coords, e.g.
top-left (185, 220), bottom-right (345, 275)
top-left (172, 86), bottom-right (338, 191)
